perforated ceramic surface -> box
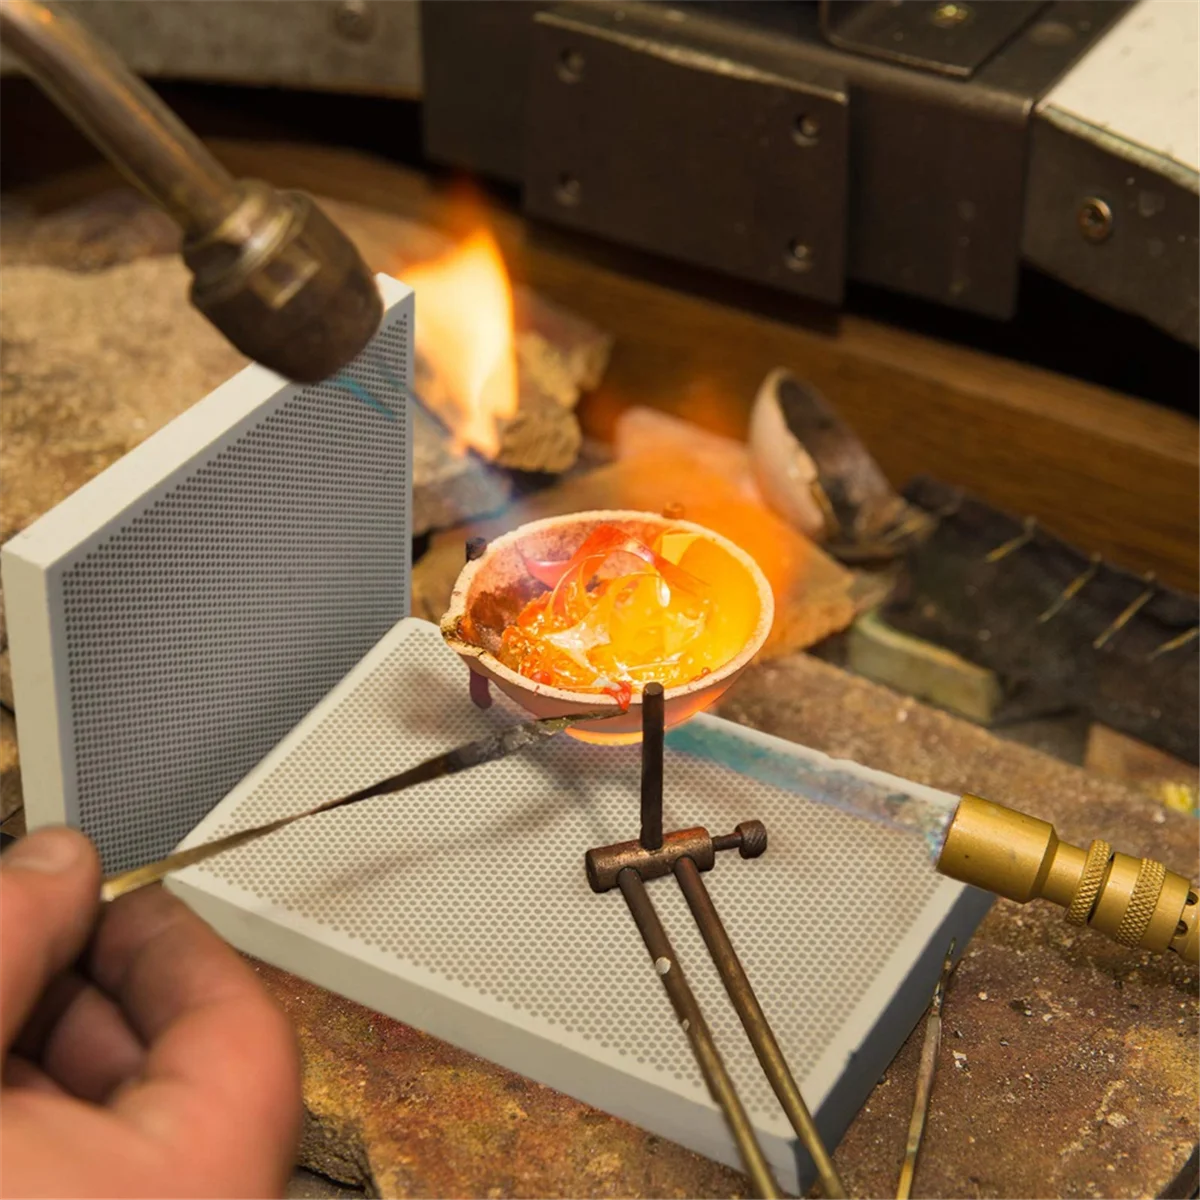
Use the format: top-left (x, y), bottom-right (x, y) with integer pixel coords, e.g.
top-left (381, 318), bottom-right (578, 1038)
top-left (175, 620), bottom-right (988, 1190)
top-left (56, 311), bottom-right (411, 873)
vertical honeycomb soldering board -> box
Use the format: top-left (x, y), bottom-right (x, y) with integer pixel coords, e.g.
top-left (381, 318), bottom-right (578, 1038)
top-left (1, 275), bottom-right (413, 874)
top-left (171, 618), bottom-right (992, 1195)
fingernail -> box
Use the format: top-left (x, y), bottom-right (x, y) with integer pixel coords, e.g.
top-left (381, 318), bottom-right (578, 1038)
top-left (3, 829), bottom-right (83, 874)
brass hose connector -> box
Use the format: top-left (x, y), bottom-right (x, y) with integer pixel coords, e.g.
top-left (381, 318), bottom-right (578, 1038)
top-left (938, 795), bottom-right (1198, 964)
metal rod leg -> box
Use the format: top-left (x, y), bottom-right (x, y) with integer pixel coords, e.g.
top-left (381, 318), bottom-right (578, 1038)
top-left (639, 682), bottom-right (665, 850)
top-left (617, 868), bottom-right (781, 1200)
top-left (674, 856), bottom-right (847, 1199)
top-left (896, 942), bottom-right (954, 1200)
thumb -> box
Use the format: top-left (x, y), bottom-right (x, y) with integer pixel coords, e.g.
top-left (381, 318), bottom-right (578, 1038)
top-left (0, 828), bottom-right (101, 1050)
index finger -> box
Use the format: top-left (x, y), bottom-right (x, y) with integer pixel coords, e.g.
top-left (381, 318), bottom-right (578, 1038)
top-left (89, 887), bottom-right (301, 1195)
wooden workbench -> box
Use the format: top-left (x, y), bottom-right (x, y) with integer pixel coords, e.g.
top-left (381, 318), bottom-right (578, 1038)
top-left (2, 143), bottom-right (1196, 1199)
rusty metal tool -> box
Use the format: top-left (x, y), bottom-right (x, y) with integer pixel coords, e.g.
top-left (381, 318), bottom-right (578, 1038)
top-left (675, 854), bottom-right (847, 1198)
top-left (586, 683), bottom-right (845, 1198)
top-left (101, 711), bottom-right (609, 902)
top-left (617, 866), bottom-right (781, 1200)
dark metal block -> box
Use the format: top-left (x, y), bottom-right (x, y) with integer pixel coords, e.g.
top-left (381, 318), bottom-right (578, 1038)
top-left (1, 1), bottom-right (421, 97)
top-left (1023, 109), bottom-right (1200, 347)
top-left (523, 2), bottom-right (849, 305)
top-left (420, 0), bottom-right (540, 180)
top-left (841, 69), bottom-right (1027, 317)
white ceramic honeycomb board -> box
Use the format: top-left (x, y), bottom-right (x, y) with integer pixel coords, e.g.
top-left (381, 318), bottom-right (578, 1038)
top-left (1, 275), bottom-right (413, 874)
top-left (170, 618), bottom-right (991, 1194)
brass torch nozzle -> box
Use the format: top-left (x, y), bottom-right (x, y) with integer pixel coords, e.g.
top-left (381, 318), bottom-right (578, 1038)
top-left (938, 795), bottom-right (1198, 964)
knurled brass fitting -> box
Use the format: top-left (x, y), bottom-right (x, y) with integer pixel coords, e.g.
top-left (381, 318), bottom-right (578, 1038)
top-left (938, 794), bottom-right (1198, 964)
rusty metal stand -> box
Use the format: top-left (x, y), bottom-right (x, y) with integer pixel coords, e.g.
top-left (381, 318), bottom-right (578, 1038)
top-left (639, 681), bottom-right (665, 850)
top-left (585, 685), bottom-right (847, 1199)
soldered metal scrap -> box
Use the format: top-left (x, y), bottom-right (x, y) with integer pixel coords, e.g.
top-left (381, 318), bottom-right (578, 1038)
top-left (586, 682), bottom-right (846, 1200)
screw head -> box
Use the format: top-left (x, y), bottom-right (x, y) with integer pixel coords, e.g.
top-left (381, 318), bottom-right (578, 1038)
top-left (785, 239), bottom-right (812, 273)
top-left (333, 0), bottom-right (376, 42)
top-left (1078, 197), bottom-right (1113, 243)
top-left (557, 48), bottom-right (585, 83)
top-left (555, 174), bottom-right (582, 208)
top-left (931, 2), bottom-right (971, 28)
top-left (793, 114), bottom-right (820, 147)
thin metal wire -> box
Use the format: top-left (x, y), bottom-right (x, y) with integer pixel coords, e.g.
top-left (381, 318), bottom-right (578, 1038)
top-left (100, 711), bottom-right (609, 902)
top-left (983, 516), bottom-right (1037, 564)
top-left (1147, 625), bottom-right (1199, 662)
top-left (896, 941), bottom-right (956, 1200)
top-left (1094, 574), bottom-right (1156, 650)
top-left (1038, 553), bottom-right (1101, 624)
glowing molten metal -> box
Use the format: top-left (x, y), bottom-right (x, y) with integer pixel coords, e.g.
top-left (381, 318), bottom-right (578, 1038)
top-left (402, 228), bottom-right (518, 459)
top-left (497, 523), bottom-right (761, 709)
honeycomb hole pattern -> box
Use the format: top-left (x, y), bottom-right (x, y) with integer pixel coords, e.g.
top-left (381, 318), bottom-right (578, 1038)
top-left (195, 622), bottom-right (942, 1124)
top-left (61, 316), bottom-right (410, 874)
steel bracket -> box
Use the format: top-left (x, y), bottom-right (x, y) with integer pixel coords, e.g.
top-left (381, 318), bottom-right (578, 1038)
top-left (426, 0), bottom-right (1132, 320)
top-left (523, 2), bottom-right (850, 305)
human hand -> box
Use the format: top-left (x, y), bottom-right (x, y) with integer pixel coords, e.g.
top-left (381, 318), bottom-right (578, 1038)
top-left (1, 827), bottom-right (302, 1198)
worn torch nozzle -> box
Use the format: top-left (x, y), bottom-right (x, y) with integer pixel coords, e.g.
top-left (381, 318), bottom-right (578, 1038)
top-left (0, 0), bottom-right (383, 383)
top-left (182, 181), bottom-right (384, 383)
top-left (938, 794), bottom-right (1198, 964)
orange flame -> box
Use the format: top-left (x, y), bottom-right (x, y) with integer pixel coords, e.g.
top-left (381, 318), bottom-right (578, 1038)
top-left (402, 228), bottom-right (518, 459)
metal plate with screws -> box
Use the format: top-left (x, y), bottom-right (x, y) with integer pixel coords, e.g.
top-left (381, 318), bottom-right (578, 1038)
top-left (1024, 107), bottom-right (1199, 346)
top-left (0, 1), bottom-right (420, 97)
top-left (523, 2), bottom-right (849, 305)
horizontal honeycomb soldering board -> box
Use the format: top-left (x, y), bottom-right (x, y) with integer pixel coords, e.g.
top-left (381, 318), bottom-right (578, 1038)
top-left (1, 275), bottom-right (412, 874)
top-left (170, 619), bottom-right (991, 1194)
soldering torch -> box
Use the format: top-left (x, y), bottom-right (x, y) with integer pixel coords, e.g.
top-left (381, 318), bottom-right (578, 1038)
top-left (938, 794), bottom-right (1198, 964)
top-left (0, 0), bottom-right (382, 383)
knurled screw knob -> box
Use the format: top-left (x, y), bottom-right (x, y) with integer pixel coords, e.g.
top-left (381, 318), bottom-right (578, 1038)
top-left (735, 820), bottom-right (768, 859)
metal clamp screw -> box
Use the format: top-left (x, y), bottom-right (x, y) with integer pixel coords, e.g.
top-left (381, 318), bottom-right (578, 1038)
top-left (555, 174), bottom-right (582, 208)
top-left (793, 114), bottom-right (820, 147)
